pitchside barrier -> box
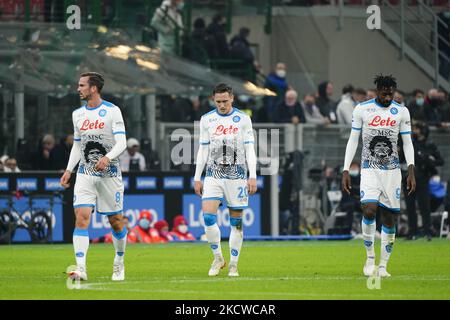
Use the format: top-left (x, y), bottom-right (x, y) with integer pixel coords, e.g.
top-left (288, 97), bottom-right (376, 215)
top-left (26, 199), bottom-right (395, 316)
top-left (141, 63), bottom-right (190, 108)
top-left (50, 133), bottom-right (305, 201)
top-left (0, 172), bottom-right (271, 244)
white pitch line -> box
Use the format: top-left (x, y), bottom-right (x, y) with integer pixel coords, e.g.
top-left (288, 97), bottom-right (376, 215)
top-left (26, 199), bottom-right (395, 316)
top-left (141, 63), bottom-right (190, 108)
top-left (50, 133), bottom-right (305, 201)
top-left (1, 275), bottom-right (450, 283)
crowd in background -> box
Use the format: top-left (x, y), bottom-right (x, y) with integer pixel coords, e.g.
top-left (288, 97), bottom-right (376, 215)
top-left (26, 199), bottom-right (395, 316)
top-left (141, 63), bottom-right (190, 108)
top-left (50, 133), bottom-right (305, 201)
top-left (2, 76), bottom-right (450, 173)
top-left (92, 212), bottom-right (198, 244)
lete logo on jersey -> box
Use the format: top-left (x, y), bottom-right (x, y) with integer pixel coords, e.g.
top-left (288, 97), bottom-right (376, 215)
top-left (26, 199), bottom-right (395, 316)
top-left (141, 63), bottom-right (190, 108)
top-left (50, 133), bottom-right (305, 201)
top-left (368, 116), bottom-right (397, 127)
top-left (213, 124), bottom-right (239, 137)
top-left (80, 119), bottom-right (105, 131)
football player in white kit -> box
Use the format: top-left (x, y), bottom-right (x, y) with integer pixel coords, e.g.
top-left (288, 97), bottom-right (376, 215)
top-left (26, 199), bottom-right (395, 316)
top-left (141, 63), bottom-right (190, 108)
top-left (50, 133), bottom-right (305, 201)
top-left (60, 72), bottom-right (128, 281)
top-left (342, 75), bottom-right (416, 277)
top-left (194, 83), bottom-right (257, 277)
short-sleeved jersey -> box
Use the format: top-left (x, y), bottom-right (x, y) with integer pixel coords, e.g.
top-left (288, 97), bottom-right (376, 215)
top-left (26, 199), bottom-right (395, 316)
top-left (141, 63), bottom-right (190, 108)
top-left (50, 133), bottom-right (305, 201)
top-left (352, 98), bottom-right (412, 170)
top-left (199, 107), bottom-right (254, 179)
top-left (72, 100), bottom-right (126, 177)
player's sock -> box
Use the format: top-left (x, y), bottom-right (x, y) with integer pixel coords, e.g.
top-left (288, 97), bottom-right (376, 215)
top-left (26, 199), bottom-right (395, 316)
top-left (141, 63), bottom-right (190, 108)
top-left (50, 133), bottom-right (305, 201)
top-left (229, 217), bottom-right (243, 265)
top-left (112, 226), bottom-right (127, 264)
top-left (380, 225), bottom-right (396, 268)
top-left (361, 217), bottom-right (376, 260)
top-left (203, 213), bottom-right (222, 257)
top-left (73, 228), bottom-right (89, 268)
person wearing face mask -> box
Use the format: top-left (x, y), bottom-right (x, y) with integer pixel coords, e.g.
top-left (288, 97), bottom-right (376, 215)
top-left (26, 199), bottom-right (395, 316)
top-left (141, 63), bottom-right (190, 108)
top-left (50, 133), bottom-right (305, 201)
top-left (300, 94), bottom-right (330, 125)
top-left (400, 122), bottom-right (444, 241)
top-left (423, 88), bottom-right (446, 127)
top-left (92, 216), bottom-right (138, 244)
top-left (131, 210), bottom-right (163, 243)
top-left (151, 0), bottom-right (184, 54)
top-left (273, 89), bottom-right (306, 124)
top-left (437, 4), bottom-right (450, 80)
top-left (154, 220), bottom-right (174, 243)
top-left (263, 62), bottom-right (290, 122)
top-left (407, 89), bottom-right (426, 122)
top-left (170, 215), bottom-right (196, 241)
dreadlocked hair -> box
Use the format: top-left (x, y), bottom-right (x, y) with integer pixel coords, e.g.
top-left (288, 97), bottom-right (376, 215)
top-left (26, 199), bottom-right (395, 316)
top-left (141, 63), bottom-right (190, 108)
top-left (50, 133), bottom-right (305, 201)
top-left (373, 74), bottom-right (397, 90)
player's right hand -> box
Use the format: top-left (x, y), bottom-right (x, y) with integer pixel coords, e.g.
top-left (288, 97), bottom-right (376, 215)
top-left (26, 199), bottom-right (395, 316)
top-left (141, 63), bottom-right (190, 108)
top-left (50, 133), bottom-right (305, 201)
top-left (60, 170), bottom-right (72, 189)
top-left (341, 170), bottom-right (351, 195)
top-left (194, 180), bottom-right (203, 197)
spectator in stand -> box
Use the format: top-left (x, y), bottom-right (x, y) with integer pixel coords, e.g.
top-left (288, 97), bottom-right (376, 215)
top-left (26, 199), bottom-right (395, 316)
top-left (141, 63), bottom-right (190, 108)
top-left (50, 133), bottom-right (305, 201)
top-left (273, 89), bottom-right (306, 124)
top-left (438, 89), bottom-right (450, 125)
top-left (393, 90), bottom-right (406, 106)
top-left (366, 89), bottom-right (377, 100)
top-left (206, 14), bottom-right (229, 59)
top-left (3, 157), bottom-right (21, 173)
top-left (119, 138), bottom-right (146, 172)
top-left (353, 88), bottom-right (367, 104)
top-left (192, 96), bottom-right (213, 121)
top-left (407, 89), bottom-right (426, 122)
top-left (33, 134), bottom-right (55, 170)
top-left (437, 4), bottom-right (450, 80)
top-left (263, 62), bottom-right (290, 122)
top-left (229, 27), bottom-right (261, 79)
top-left (151, 0), bottom-right (184, 54)
top-left (316, 81), bottom-right (337, 123)
top-left (301, 94), bottom-right (330, 125)
top-left (50, 134), bottom-right (74, 171)
top-left (185, 17), bottom-right (217, 64)
top-left (424, 88), bottom-right (450, 128)
top-left (170, 215), bottom-right (196, 241)
top-left (130, 210), bottom-right (163, 243)
top-left (92, 216), bottom-right (138, 244)
top-left (154, 219), bottom-right (174, 242)
top-left (235, 94), bottom-right (257, 120)
top-left (336, 84), bottom-right (355, 125)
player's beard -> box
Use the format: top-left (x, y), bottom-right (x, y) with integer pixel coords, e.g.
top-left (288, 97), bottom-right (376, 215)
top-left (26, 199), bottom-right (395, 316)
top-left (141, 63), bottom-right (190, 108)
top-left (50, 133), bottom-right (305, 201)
top-left (80, 92), bottom-right (91, 102)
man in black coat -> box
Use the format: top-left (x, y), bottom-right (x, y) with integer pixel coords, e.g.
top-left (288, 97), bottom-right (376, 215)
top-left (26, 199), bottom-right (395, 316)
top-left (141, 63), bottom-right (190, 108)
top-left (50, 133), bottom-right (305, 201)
top-left (401, 122), bottom-right (444, 240)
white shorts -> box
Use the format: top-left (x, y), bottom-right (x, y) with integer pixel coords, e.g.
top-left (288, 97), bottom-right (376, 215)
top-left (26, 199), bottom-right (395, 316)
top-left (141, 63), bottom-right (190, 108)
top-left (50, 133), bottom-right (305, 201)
top-left (73, 173), bottom-right (124, 215)
top-left (202, 177), bottom-right (248, 210)
top-left (360, 169), bottom-right (401, 212)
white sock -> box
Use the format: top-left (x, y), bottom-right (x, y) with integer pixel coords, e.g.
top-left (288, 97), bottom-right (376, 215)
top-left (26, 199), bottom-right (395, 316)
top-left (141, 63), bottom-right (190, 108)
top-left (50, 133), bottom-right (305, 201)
top-left (361, 217), bottom-right (376, 261)
top-left (380, 225), bottom-right (396, 268)
top-left (205, 224), bottom-right (222, 256)
top-left (73, 228), bottom-right (89, 269)
top-left (112, 227), bottom-right (127, 265)
top-left (229, 225), bottom-right (243, 265)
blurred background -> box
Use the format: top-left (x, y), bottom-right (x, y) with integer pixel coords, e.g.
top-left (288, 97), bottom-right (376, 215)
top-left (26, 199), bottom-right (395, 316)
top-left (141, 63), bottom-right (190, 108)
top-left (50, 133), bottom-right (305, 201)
top-left (0, 0), bottom-right (449, 244)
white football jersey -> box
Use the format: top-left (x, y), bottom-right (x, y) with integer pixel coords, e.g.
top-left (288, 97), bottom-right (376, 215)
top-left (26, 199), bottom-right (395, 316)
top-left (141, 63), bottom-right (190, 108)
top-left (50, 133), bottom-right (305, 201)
top-left (199, 107), bottom-right (255, 179)
top-left (352, 98), bottom-right (412, 170)
top-left (72, 100), bottom-right (126, 177)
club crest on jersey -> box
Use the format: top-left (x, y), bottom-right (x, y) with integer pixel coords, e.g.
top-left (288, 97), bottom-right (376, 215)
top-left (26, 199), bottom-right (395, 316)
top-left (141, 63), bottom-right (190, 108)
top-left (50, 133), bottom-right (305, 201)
top-left (99, 109), bottom-right (107, 117)
top-left (368, 116), bottom-right (397, 127)
top-left (233, 115), bottom-right (241, 123)
top-left (390, 107), bottom-right (398, 115)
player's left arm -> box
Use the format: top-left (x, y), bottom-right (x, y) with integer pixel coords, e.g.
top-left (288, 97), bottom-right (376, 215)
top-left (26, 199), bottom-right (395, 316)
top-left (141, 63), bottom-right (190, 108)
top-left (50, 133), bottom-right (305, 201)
top-left (96, 107), bottom-right (127, 171)
top-left (244, 116), bottom-right (257, 195)
top-left (400, 107), bottom-right (416, 195)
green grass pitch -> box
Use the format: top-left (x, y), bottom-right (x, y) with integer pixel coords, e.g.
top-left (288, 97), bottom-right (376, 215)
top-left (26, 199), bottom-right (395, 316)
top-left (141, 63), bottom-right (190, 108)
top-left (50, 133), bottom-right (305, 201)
top-left (1, 240), bottom-right (449, 300)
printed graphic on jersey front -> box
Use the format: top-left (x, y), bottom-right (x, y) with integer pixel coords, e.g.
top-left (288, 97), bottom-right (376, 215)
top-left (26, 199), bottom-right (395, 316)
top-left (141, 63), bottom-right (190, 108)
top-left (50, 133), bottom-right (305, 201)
top-left (362, 131), bottom-right (399, 170)
top-left (79, 139), bottom-right (119, 177)
top-left (206, 139), bottom-right (246, 179)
